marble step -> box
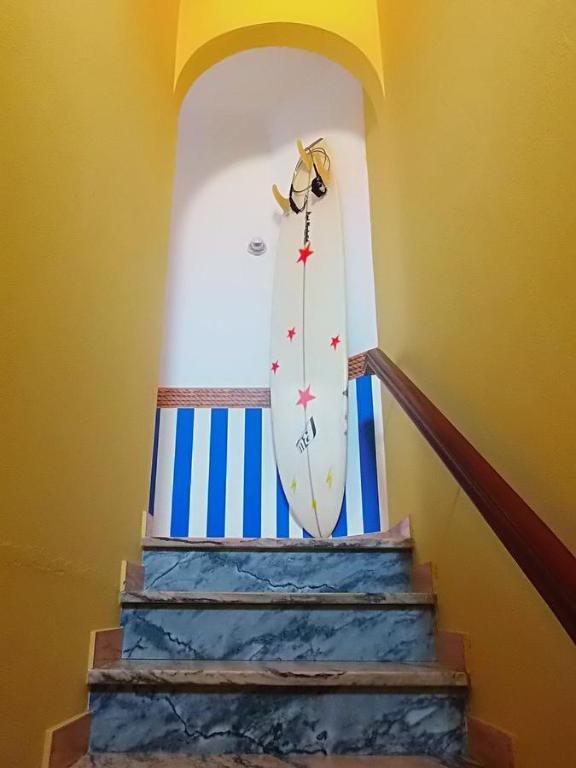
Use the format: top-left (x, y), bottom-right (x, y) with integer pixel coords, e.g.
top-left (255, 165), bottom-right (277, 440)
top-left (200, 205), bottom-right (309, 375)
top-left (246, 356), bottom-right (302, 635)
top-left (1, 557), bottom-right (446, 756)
top-left (72, 754), bottom-right (461, 767)
top-left (120, 592), bottom-right (435, 662)
top-left (142, 546), bottom-right (412, 594)
top-left (121, 591), bottom-right (434, 607)
top-left (143, 537), bottom-right (413, 551)
top-left (88, 686), bottom-right (465, 756)
top-left (89, 660), bottom-right (468, 689)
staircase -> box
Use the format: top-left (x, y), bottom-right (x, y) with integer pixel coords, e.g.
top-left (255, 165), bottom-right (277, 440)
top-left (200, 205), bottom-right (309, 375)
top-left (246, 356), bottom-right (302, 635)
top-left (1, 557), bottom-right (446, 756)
top-left (78, 535), bottom-right (469, 766)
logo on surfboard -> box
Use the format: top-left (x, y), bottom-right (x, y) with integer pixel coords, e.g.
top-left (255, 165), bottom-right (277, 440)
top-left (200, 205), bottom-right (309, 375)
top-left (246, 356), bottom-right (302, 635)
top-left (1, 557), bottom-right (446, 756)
top-left (296, 417), bottom-right (317, 454)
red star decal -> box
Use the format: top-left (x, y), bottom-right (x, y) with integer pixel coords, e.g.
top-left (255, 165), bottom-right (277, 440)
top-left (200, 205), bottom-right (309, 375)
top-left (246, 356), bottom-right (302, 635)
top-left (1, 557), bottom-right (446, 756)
top-left (330, 335), bottom-right (341, 350)
top-left (271, 361), bottom-right (280, 374)
top-left (297, 244), bottom-right (314, 265)
top-left (296, 386), bottom-right (316, 408)
top-left (287, 327), bottom-right (296, 341)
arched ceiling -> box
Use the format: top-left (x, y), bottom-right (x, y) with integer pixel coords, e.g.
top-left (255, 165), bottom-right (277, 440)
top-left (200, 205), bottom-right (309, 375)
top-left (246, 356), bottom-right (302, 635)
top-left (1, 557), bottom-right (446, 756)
top-left (174, 1), bottom-right (385, 116)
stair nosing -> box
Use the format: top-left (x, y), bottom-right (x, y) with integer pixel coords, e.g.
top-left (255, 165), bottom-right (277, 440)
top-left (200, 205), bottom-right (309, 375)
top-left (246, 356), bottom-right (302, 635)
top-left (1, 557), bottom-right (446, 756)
top-left (88, 659), bottom-right (468, 689)
top-left (120, 590), bottom-right (435, 607)
top-left (72, 755), bottom-right (463, 767)
top-left (142, 536), bottom-right (413, 552)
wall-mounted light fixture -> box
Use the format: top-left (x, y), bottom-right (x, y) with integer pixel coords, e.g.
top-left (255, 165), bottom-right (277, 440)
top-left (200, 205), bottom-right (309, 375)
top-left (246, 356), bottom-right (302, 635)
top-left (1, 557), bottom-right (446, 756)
top-left (247, 237), bottom-right (267, 256)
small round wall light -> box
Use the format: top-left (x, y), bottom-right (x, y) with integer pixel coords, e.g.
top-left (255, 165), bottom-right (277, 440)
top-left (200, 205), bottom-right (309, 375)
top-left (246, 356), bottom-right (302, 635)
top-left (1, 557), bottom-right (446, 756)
top-left (248, 237), bottom-right (267, 256)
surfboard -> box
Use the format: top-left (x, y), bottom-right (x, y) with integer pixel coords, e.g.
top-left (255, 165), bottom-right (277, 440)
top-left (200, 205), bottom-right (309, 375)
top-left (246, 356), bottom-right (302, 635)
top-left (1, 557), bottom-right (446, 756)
top-left (270, 139), bottom-right (348, 538)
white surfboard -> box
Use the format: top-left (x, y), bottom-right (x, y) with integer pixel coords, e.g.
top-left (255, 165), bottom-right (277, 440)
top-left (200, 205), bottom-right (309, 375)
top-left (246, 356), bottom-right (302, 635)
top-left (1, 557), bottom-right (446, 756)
top-left (270, 139), bottom-right (348, 538)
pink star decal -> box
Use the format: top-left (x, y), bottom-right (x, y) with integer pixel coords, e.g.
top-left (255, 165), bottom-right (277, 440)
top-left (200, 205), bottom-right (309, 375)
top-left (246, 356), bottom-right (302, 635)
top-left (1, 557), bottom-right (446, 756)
top-left (297, 244), bottom-right (314, 265)
top-left (296, 386), bottom-right (316, 408)
top-left (287, 327), bottom-right (296, 341)
top-left (271, 361), bottom-right (280, 374)
top-left (330, 335), bottom-right (341, 350)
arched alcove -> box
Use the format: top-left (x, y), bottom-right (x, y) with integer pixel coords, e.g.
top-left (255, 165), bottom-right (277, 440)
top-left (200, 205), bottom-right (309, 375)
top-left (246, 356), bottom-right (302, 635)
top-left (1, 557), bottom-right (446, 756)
top-left (173, 9), bottom-right (385, 116)
top-left (161, 47), bottom-right (378, 387)
top-left (150, 47), bottom-right (388, 539)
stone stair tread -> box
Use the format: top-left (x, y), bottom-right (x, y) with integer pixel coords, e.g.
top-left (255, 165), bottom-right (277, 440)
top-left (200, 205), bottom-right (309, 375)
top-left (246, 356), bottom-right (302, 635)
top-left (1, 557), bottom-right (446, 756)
top-left (121, 590), bottom-right (435, 607)
top-left (88, 659), bottom-right (468, 688)
top-left (72, 755), bottom-right (454, 767)
top-left (142, 537), bottom-right (412, 551)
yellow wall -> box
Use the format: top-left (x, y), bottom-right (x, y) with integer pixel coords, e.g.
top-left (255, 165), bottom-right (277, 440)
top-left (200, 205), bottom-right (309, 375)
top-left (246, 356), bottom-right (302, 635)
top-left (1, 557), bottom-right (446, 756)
top-left (2, 1), bottom-right (574, 766)
top-left (368, 2), bottom-right (576, 767)
top-left (0, 2), bottom-right (179, 766)
top-left (174, 0), bottom-right (384, 111)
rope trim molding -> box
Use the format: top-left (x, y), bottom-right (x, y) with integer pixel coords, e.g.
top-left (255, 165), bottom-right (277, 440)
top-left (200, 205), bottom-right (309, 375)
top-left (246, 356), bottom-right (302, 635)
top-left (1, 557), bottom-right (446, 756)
top-left (348, 352), bottom-right (368, 380)
top-left (157, 387), bottom-right (271, 409)
top-left (157, 353), bottom-right (368, 408)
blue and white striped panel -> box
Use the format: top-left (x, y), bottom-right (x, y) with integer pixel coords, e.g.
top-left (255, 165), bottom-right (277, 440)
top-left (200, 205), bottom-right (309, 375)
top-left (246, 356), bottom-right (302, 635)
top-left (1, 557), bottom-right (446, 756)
top-left (149, 374), bottom-right (388, 538)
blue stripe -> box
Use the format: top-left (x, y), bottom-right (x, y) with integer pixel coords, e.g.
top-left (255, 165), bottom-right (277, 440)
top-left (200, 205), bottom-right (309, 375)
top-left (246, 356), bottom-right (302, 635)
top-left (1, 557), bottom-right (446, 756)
top-left (243, 409), bottom-right (262, 537)
top-left (276, 471), bottom-right (289, 537)
top-left (207, 408), bottom-right (228, 537)
top-left (356, 375), bottom-right (381, 533)
top-left (170, 408), bottom-right (194, 537)
top-left (332, 493), bottom-right (348, 537)
top-left (148, 408), bottom-right (161, 515)
top-left (303, 527), bottom-right (312, 538)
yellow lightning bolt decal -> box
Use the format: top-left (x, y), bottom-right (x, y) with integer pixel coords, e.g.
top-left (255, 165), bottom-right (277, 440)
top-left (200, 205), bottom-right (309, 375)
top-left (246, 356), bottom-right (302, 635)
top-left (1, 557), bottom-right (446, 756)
top-left (290, 478), bottom-right (297, 494)
top-left (312, 498), bottom-right (318, 511)
top-left (326, 470), bottom-right (334, 489)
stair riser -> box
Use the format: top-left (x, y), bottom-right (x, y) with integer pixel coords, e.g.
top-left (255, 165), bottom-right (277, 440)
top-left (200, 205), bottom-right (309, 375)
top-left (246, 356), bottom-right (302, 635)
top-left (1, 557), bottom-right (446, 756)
top-left (121, 607), bottom-right (435, 662)
top-left (89, 689), bottom-right (465, 756)
top-left (143, 550), bottom-right (412, 593)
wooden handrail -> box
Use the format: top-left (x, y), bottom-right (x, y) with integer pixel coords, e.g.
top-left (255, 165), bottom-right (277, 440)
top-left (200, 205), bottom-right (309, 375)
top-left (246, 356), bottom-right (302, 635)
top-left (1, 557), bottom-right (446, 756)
top-left (365, 347), bottom-right (576, 643)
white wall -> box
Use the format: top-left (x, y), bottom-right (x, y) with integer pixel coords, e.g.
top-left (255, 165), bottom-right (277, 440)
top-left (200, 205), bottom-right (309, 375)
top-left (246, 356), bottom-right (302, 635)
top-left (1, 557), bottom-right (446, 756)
top-left (160, 48), bottom-right (378, 387)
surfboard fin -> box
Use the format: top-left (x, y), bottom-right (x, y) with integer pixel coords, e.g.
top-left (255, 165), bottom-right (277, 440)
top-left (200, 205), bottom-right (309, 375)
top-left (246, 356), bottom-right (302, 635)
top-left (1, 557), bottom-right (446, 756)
top-left (272, 184), bottom-right (290, 214)
top-left (297, 139), bottom-right (313, 171)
